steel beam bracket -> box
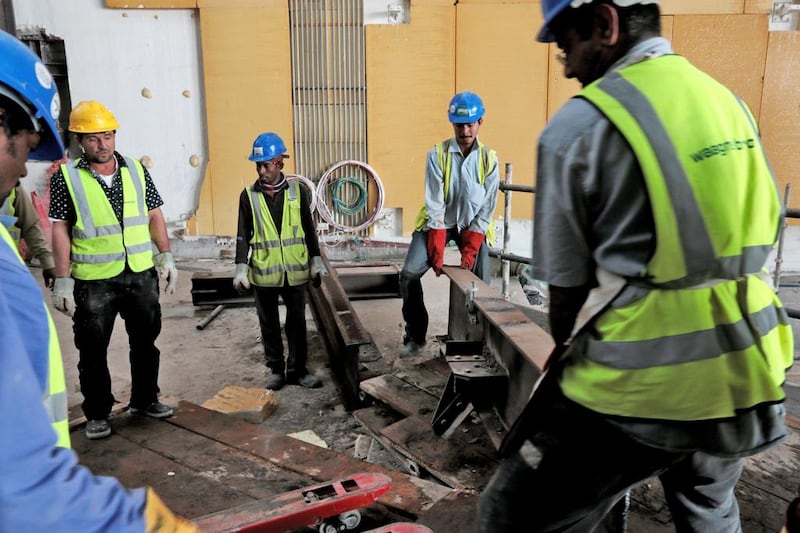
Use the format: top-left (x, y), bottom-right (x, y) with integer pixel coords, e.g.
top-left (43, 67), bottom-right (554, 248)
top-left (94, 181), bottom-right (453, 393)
top-left (431, 353), bottom-right (508, 438)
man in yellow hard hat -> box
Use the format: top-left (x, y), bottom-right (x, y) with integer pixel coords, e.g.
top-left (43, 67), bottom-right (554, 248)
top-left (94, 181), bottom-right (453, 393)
top-left (49, 100), bottom-right (179, 440)
top-left (0, 29), bottom-right (197, 532)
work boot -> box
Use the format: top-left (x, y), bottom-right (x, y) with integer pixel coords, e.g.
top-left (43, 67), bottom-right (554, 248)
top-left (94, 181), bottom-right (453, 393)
top-left (85, 419), bottom-right (111, 440)
top-left (130, 401), bottom-right (174, 419)
top-left (297, 373), bottom-right (322, 389)
top-left (266, 373), bottom-right (285, 391)
top-left (400, 340), bottom-right (425, 359)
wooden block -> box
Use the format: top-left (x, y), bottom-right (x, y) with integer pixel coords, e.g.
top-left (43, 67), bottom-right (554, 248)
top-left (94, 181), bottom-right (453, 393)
top-left (201, 385), bottom-right (277, 424)
top-left (359, 374), bottom-right (440, 419)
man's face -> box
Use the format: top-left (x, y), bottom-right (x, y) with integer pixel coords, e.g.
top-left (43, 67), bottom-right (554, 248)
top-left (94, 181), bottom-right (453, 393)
top-left (256, 156), bottom-right (283, 186)
top-left (0, 111), bottom-right (40, 198)
top-left (550, 6), bottom-right (617, 87)
top-left (452, 118), bottom-right (482, 153)
top-left (80, 131), bottom-right (116, 165)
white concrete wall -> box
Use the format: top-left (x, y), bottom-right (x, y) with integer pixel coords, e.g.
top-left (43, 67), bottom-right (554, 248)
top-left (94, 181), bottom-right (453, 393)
top-left (13, 0), bottom-right (206, 234)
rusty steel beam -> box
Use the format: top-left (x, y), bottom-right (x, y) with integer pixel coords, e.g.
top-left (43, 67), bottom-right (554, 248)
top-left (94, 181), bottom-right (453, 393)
top-left (439, 266), bottom-right (553, 431)
top-left (307, 251), bottom-right (380, 411)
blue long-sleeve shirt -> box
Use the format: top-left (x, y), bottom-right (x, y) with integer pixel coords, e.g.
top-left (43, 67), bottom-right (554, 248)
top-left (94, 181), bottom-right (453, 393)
top-left (0, 228), bottom-right (148, 532)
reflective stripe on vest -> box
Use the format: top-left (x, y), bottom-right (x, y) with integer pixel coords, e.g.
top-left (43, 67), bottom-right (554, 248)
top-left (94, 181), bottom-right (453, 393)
top-left (0, 187), bottom-right (21, 243)
top-left (560, 55), bottom-right (793, 422)
top-left (0, 225), bottom-right (70, 448)
top-left (414, 139), bottom-right (497, 242)
top-left (62, 157), bottom-right (154, 280)
top-left (247, 182), bottom-right (310, 287)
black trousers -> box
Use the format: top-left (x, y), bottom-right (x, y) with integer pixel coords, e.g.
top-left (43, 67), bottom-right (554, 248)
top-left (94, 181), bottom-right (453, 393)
top-left (73, 268), bottom-right (162, 420)
top-left (253, 283), bottom-right (309, 377)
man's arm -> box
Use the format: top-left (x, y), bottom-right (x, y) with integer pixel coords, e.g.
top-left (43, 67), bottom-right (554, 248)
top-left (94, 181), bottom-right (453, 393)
top-left (469, 154), bottom-right (500, 234)
top-left (148, 207), bottom-right (170, 254)
top-left (13, 187), bottom-right (54, 270)
top-left (235, 188), bottom-right (253, 264)
top-left (423, 146), bottom-right (446, 229)
top-left (51, 220), bottom-right (71, 277)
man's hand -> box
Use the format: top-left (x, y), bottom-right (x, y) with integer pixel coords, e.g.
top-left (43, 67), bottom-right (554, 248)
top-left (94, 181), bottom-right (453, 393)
top-left (42, 268), bottom-right (56, 289)
top-left (145, 487), bottom-right (200, 533)
top-left (426, 228), bottom-right (447, 276)
top-left (153, 252), bottom-right (178, 294)
top-left (459, 229), bottom-right (484, 271)
top-left (310, 256), bottom-right (329, 288)
top-left (52, 277), bottom-right (75, 316)
top-left (233, 263), bottom-right (251, 294)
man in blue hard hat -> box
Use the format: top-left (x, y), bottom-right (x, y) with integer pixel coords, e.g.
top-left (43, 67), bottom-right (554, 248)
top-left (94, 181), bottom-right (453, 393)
top-left (399, 91), bottom-right (499, 358)
top-left (233, 131), bottom-right (328, 390)
top-left (0, 29), bottom-right (197, 532)
top-left (478, 1), bottom-right (793, 531)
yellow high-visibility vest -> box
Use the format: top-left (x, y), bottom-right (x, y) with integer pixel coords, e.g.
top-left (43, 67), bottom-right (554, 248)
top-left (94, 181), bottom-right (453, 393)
top-left (247, 181), bottom-right (310, 287)
top-left (561, 55), bottom-right (793, 421)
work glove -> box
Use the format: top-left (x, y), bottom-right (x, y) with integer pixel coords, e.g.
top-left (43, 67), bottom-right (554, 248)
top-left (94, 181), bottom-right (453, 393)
top-left (144, 487), bottom-right (200, 533)
top-left (426, 228), bottom-right (447, 276)
top-left (310, 256), bottom-right (329, 288)
top-left (232, 263), bottom-right (251, 294)
top-left (459, 229), bottom-right (485, 271)
top-left (42, 267), bottom-right (56, 289)
top-left (52, 276), bottom-right (76, 317)
top-left (153, 252), bottom-right (178, 294)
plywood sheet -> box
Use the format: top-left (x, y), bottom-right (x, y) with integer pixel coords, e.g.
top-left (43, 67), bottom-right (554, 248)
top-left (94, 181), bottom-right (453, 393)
top-left (360, 374), bottom-right (440, 418)
top-left (366, 6), bottom-right (455, 236)
top-left (760, 31), bottom-right (800, 194)
top-left (660, 0), bottom-right (744, 14)
top-left (457, 3), bottom-right (546, 222)
top-left (671, 14), bottom-right (768, 119)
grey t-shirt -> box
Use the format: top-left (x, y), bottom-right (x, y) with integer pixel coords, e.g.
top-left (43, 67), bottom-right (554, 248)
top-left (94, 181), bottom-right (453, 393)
top-left (532, 37), bottom-right (786, 456)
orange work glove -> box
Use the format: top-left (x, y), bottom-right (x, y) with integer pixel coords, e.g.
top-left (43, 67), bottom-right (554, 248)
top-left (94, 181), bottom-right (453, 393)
top-left (145, 488), bottom-right (201, 533)
top-left (426, 228), bottom-right (447, 276)
top-left (459, 229), bottom-right (485, 271)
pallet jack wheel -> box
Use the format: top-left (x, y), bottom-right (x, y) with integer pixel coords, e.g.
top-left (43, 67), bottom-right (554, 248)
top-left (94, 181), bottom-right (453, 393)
top-left (318, 509), bottom-right (361, 532)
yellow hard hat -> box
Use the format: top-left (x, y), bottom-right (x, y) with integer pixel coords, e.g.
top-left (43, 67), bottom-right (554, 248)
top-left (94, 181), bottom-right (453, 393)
top-left (68, 100), bottom-right (120, 133)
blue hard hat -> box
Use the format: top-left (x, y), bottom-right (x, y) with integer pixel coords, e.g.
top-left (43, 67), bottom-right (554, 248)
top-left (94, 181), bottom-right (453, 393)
top-left (248, 132), bottom-right (289, 162)
top-left (0, 30), bottom-right (64, 161)
top-left (537, 0), bottom-right (573, 43)
top-left (447, 91), bottom-right (485, 124)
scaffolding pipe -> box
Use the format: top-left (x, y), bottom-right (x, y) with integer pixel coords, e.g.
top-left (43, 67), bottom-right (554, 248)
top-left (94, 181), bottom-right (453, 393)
top-left (500, 183), bottom-right (535, 194)
top-left (775, 183), bottom-right (792, 289)
top-left (501, 163), bottom-right (513, 300)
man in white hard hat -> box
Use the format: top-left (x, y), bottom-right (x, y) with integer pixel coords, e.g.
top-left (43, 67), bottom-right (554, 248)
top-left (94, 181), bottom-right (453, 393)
top-left (478, 1), bottom-right (793, 530)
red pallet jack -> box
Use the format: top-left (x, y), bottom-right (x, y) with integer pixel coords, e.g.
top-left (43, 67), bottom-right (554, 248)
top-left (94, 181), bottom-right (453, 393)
top-left (362, 523), bottom-right (433, 532)
top-left (195, 472), bottom-right (393, 533)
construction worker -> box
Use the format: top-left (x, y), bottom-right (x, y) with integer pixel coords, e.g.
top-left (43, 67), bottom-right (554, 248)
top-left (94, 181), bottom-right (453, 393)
top-left (0, 182), bottom-right (56, 286)
top-left (0, 29), bottom-right (197, 532)
top-left (233, 132), bottom-right (328, 391)
top-left (478, 1), bottom-right (794, 531)
top-left (49, 100), bottom-right (178, 440)
top-left (399, 91), bottom-right (499, 358)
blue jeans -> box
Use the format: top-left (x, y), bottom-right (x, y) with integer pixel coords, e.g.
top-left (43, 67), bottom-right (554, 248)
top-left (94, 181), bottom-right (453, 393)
top-left (399, 229), bottom-right (490, 345)
top-left (478, 385), bottom-right (745, 532)
top-left (73, 268), bottom-right (162, 419)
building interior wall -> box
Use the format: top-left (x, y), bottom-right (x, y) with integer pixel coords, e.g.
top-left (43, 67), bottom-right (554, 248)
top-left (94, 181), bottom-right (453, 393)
top-left (101, 0), bottom-right (800, 240)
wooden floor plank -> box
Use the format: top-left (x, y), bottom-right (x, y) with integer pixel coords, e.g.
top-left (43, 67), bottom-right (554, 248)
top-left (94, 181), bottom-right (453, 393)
top-left (379, 415), bottom-right (498, 490)
top-left (167, 401), bottom-right (452, 516)
top-left (360, 374), bottom-right (440, 419)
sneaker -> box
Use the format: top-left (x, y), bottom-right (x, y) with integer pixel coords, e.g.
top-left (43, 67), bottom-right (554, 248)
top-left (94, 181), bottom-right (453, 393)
top-left (265, 373), bottom-right (285, 391)
top-left (297, 373), bottom-right (322, 389)
top-left (400, 340), bottom-right (424, 358)
top-left (85, 419), bottom-right (111, 440)
top-left (130, 401), bottom-right (174, 419)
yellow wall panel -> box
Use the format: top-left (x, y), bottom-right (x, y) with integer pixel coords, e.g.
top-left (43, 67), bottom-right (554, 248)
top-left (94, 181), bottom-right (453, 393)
top-left (199, 7), bottom-right (294, 236)
top-left (760, 31), bottom-right (800, 192)
top-left (198, 0), bottom-right (284, 6)
top-left (457, 3), bottom-right (546, 224)
top-left (671, 14), bottom-right (767, 118)
top-left (366, 6), bottom-right (455, 235)
top-left (745, 0), bottom-right (774, 13)
top-left (660, 0), bottom-right (743, 14)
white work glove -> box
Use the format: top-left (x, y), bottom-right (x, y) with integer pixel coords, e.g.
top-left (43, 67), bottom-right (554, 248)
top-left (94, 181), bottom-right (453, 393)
top-left (310, 256), bottom-right (329, 288)
top-left (233, 263), bottom-right (251, 294)
top-left (52, 277), bottom-right (76, 317)
top-left (153, 252), bottom-right (178, 294)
